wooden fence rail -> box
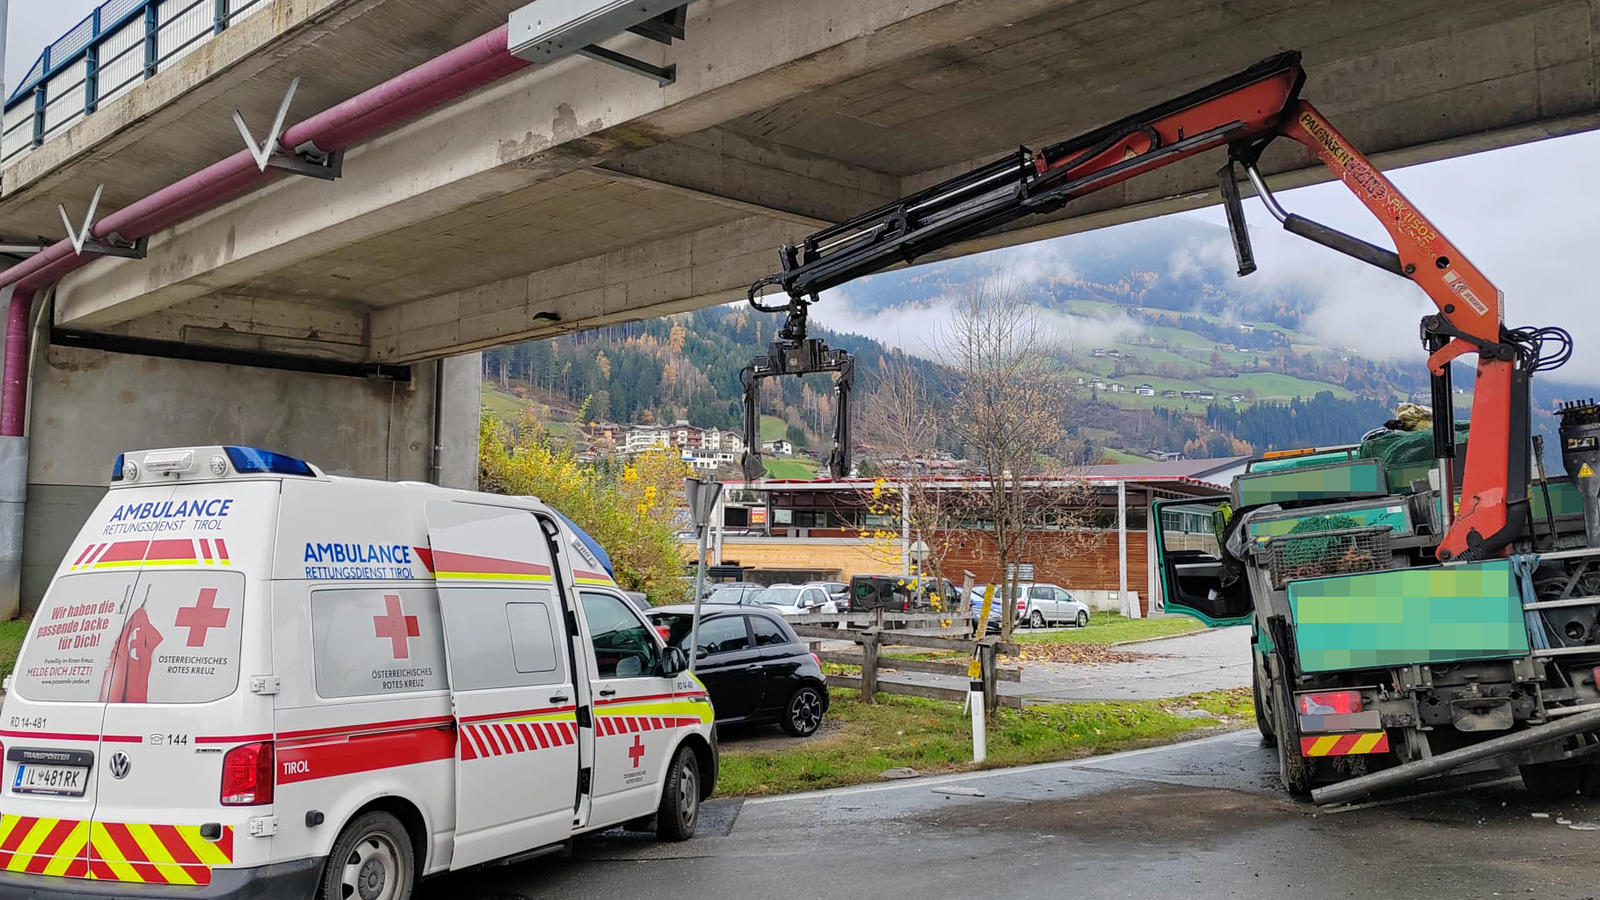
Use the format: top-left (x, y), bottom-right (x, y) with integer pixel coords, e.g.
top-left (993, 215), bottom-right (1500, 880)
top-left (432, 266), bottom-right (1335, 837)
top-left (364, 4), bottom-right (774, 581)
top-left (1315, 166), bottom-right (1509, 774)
top-left (790, 620), bottom-right (1021, 713)
top-left (816, 650), bottom-right (1023, 682)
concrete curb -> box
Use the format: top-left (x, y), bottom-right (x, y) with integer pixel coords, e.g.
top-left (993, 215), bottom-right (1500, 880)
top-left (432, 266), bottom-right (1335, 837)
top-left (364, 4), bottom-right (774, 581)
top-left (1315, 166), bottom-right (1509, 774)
top-left (1109, 627), bottom-right (1210, 648)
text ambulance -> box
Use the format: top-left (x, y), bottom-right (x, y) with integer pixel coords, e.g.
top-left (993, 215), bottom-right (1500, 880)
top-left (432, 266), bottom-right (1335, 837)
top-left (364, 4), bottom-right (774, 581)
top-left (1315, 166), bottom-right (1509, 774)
top-left (0, 446), bottom-right (717, 900)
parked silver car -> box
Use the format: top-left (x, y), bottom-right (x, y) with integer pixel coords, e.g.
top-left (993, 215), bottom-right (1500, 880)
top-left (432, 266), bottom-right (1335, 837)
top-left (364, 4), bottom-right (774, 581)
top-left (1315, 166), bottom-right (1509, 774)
top-left (969, 583), bottom-right (1091, 629)
top-left (1016, 583), bottom-right (1090, 628)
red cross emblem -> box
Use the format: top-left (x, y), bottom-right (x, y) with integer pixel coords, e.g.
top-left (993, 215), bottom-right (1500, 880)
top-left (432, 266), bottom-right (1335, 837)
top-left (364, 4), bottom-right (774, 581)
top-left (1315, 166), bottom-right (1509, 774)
top-left (372, 594), bottom-right (420, 659)
top-left (174, 587), bottom-right (229, 647)
top-left (628, 734), bottom-right (646, 769)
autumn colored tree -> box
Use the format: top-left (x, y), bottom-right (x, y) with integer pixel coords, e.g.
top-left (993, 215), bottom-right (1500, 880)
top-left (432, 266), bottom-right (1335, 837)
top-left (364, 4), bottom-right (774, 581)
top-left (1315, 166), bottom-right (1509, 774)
top-left (479, 413), bottom-right (689, 603)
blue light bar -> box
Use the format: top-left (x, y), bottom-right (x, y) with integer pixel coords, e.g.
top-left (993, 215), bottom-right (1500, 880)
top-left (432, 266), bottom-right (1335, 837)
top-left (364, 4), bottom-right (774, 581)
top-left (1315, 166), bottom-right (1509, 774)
top-left (111, 454), bottom-right (125, 481)
top-left (224, 446), bottom-right (315, 477)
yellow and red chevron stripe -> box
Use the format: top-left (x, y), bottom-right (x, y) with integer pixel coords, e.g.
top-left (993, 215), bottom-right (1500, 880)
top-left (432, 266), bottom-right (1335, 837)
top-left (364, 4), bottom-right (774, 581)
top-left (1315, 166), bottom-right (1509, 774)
top-left (0, 814), bottom-right (89, 877)
top-left (1299, 732), bottom-right (1390, 757)
top-left (0, 815), bottom-right (232, 885)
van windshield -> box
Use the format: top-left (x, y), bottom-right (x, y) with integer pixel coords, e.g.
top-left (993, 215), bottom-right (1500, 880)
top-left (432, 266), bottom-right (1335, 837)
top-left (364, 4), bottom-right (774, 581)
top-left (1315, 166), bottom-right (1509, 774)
top-left (15, 571), bottom-right (245, 704)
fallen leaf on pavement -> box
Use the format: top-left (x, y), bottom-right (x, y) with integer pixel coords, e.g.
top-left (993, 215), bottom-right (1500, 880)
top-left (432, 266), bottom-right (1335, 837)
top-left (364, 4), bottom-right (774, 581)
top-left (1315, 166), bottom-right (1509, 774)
top-left (1018, 644), bottom-right (1162, 665)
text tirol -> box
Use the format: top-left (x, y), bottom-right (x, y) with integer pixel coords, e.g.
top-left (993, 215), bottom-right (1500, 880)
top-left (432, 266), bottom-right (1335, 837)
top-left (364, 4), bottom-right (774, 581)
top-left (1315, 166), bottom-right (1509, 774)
top-left (303, 543), bottom-right (414, 564)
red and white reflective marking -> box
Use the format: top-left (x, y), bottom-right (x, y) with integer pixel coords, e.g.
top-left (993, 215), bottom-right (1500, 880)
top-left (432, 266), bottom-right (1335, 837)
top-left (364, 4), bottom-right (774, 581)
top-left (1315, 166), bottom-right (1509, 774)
top-left (460, 720), bottom-right (577, 761)
top-left (596, 715), bottom-right (701, 736)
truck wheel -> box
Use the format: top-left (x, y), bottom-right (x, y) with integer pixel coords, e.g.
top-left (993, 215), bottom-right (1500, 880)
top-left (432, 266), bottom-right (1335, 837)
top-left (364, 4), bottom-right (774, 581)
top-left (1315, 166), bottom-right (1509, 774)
top-left (656, 745), bottom-right (701, 842)
top-left (1271, 674), bottom-right (1314, 796)
top-left (318, 811), bottom-right (414, 900)
top-left (1252, 667), bottom-right (1275, 746)
top-left (1519, 762), bottom-right (1580, 797)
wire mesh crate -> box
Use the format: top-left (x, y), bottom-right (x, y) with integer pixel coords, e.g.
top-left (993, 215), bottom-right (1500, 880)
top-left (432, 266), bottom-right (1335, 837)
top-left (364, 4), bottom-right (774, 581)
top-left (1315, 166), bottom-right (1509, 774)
top-left (1264, 526), bottom-right (1394, 589)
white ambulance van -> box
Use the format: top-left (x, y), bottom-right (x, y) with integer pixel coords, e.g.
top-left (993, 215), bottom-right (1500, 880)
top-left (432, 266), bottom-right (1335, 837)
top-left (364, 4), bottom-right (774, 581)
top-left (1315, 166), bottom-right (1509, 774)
top-left (0, 446), bottom-right (717, 900)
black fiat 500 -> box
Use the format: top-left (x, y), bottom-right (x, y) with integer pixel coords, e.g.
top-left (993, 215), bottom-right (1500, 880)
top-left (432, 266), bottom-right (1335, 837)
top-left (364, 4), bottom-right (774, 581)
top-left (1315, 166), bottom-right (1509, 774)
top-left (647, 604), bottom-right (830, 737)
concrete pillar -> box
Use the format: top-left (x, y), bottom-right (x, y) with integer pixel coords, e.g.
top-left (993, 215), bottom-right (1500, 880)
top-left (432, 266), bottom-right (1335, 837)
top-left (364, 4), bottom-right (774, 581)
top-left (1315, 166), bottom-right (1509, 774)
top-left (16, 344), bottom-right (481, 613)
top-left (436, 353), bottom-right (482, 490)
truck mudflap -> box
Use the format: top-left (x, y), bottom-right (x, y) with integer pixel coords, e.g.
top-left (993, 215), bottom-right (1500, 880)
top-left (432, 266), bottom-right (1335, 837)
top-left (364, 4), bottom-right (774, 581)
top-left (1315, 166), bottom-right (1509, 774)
top-left (1300, 732), bottom-right (1390, 757)
top-left (1311, 706), bottom-right (1600, 805)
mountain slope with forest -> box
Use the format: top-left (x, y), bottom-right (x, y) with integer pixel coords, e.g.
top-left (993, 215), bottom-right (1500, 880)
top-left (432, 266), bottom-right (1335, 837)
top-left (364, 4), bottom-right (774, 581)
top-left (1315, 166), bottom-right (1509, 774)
top-left (482, 217), bottom-right (1592, 463)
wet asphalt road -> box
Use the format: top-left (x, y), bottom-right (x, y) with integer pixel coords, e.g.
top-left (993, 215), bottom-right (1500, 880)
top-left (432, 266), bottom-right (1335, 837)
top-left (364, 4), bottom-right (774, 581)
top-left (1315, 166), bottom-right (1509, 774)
top-left (420, 730), bottom-right (1600, 900)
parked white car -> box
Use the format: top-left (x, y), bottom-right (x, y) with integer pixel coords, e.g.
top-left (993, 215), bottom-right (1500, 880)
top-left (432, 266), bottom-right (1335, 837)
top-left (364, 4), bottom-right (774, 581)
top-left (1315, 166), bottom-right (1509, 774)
top-left (752, 585), bottom-right (839, 616)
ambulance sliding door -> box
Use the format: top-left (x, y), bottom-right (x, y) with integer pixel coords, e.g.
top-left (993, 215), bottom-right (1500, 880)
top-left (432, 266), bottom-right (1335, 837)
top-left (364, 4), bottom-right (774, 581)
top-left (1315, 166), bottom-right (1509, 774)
top-left (424, 502), bottom-right (582, 869)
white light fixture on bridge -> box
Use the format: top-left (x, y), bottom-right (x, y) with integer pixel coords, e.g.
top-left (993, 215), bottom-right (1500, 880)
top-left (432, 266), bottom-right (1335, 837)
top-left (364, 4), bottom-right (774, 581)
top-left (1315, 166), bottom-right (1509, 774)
top-left (508, 0), bottom-right (690, 85)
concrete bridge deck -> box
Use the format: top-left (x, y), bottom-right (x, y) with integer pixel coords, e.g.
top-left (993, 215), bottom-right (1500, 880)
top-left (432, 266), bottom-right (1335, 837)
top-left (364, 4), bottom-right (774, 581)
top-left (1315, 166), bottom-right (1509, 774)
top-left (0, 0), bottom-right (1596, 612)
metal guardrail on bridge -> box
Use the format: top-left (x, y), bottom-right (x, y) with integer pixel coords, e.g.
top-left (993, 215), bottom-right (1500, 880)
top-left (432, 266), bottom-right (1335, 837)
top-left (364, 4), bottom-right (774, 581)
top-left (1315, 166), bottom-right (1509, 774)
top-left (2, 0), bottom-right (271, 170)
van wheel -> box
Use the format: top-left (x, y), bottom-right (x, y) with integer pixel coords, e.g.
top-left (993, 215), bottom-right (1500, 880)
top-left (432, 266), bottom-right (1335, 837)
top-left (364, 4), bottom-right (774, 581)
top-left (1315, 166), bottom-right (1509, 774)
top-left (1029, 611), bottom-right (1045, 629)
top-left (782, 685), bottom-right (825, 737)
top-left (655, 746), bottom-right (700, 842)
top-left (319, 811), bottom-right (414, 900)
top-left (1075, 610), bottom-right (1089, 628)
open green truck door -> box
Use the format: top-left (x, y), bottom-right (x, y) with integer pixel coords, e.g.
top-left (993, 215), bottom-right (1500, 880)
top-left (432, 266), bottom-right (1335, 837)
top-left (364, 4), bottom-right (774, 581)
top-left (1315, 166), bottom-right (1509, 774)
top-left (1152, 498), bottom-right (1252, 627)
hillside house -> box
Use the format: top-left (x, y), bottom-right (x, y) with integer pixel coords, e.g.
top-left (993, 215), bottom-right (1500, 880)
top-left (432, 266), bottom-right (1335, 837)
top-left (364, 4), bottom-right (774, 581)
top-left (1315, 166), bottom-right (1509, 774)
top-left (1238, 323), bottom-right (1256, 334)
top-left (1135, 384), bottom-right (1155, 396)
top-left (1160, 389), bottom-right (1178, 398)
top-left (761, 439), bottom-right (795, 456)
top-left (1108, 383), bottom-right (1126, 393)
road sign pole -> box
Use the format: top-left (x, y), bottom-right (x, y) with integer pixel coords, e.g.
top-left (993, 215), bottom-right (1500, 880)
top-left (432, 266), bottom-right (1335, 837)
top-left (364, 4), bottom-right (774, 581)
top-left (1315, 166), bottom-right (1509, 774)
top-left (690, 526), bottom-right (708, 673)
top-left (684, 477), bottom-right (723, 675)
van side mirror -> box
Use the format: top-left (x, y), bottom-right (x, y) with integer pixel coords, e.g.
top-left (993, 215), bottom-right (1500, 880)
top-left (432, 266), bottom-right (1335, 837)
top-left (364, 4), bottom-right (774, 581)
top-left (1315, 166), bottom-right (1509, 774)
top-left (662, 646), bottom-right (690, 676)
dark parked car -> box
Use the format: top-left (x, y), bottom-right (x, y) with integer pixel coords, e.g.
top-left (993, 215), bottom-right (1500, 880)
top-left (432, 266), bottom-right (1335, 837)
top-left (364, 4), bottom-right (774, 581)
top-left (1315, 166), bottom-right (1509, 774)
top-left (848, 574), bottom-right (917, 612)
top-left (647, 605), bottom-right (829, 737)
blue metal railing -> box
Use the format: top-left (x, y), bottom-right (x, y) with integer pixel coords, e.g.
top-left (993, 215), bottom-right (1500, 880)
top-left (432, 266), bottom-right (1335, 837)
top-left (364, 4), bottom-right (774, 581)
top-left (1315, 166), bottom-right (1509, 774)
top-left (1, 0), bottom-right (268, 168)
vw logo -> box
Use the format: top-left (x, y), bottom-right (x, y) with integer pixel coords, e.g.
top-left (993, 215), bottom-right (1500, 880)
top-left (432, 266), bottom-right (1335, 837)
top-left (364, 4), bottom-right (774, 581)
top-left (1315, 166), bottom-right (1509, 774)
top-left (109, 752), bottom-right (132, 780)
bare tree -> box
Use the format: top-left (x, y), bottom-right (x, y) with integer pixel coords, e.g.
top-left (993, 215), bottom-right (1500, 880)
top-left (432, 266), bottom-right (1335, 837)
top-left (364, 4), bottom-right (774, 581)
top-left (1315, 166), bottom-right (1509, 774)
top-left (858, 357), bottom-right (959, 606)
top-left (940, 268), bottom-right (1095, 640)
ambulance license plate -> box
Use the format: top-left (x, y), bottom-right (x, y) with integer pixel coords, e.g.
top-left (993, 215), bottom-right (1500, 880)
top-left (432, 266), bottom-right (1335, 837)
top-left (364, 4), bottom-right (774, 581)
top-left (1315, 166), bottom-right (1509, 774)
top-left (14, 763), bottom-right (87, 796)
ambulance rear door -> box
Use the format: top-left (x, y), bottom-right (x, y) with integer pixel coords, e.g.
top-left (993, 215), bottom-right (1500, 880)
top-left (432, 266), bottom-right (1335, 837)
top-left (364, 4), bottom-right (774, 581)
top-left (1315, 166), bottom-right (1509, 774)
top-left (90, 480), bottom-right (278, 886)
top-left (0, 480), bottom-right (175, 881)
top-left (424, 501), bottom-right (587, 869)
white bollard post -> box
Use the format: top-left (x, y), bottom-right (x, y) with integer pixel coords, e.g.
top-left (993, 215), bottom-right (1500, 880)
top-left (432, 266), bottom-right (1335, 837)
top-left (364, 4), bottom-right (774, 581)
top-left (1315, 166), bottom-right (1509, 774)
top-left (970, 678), bottom-right (987, 763)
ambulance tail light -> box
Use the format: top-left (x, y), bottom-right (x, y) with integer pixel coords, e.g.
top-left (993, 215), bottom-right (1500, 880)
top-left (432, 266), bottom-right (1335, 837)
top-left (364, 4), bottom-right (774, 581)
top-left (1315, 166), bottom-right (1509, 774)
top-left (223, 446), bottom-right (315, 477)
top-left (221, 741), bottom-right (275, 806)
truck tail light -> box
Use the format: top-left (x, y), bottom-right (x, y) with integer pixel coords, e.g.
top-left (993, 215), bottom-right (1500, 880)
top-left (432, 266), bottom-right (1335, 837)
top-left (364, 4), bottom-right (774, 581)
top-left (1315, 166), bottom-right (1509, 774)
top-left (221, 741), bottom-right (275, 806)
top-left (1298, 691), bottom-right (1362, 716)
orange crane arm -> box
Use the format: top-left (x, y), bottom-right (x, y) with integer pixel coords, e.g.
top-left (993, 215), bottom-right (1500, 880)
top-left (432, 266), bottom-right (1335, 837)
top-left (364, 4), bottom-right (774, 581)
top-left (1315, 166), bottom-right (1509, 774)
top-left (750, 51), bottom-right (1556, 559)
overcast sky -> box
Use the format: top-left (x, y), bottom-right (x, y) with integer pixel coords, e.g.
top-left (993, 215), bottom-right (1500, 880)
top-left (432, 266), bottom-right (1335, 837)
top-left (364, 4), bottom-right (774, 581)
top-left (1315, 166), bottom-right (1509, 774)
top-left (9, 4), bottom-right (1600, 385)
top-left (809, 127), bottom-right (1600, 384)
top-left (5, 0), bottom-right (101, 94)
